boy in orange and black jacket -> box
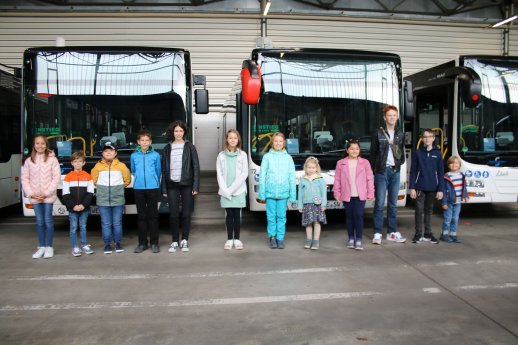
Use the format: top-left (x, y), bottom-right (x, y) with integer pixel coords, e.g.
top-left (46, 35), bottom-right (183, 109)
top-left (62, 151), bottom-right (95, 257)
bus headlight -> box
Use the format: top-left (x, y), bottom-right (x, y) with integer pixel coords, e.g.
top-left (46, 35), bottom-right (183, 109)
top-left (466, 180), bottom-right (484, 188)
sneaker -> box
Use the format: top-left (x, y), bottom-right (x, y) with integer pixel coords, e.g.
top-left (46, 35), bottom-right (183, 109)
top-left (151, 244), bottom-right (160, 253)
top-left (372, 233), bottom-right (382, 245)
top-left (387, 232), bottom-right (406, 243)
top-left (412, 235), bottom-right (422, 244)
top-left (450, 236), bottom-right (462, 244)
top-left (234, 239), bottom-right (244, 250)
top-left (168, 242), bottom-right (179, 253)
top-left (277, 240), bottom-right (285, 249)
top-left (224, 240), bottom-right (233, 250)
top-left (311, 240), bottom-right (319, 250)
top-left (304, 239), bottom-right (312, 249)
top-left (32, 247), bottom-right (45, 259)
top-left (72, 247), bottom-right (82, 257)
top-left (115, 243), bottom-right (125, 253)
top-left (104, 244), bottom-right (113, 254)
top-left (180, 239), bottom-right (190, 252)
top-left (134, 244), bottom-right (147, 253)
top-left (347, 239), bottom-right (355, 249)
top-left (439, 234), bottom-right (450, 242)
top-left (270, 237), bottom-right (278, 249)
top-left (43, 247), bottom-right (54, 259)
top-left (81, 244), bottom-right (94, 255)
top-left (423, 235), bottom-right (439, 244)
top-left (355, 240), bottom-right (364, 251)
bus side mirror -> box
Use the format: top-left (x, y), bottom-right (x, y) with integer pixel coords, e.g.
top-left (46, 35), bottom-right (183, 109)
top-left (194, 89), bottom-right (209, 114)
top-left (403, 80), bottom-right (415, 120)
top-left (445, 67), bottom-right (481, 108)
top-left (241, 59), bottom-right (261, 105)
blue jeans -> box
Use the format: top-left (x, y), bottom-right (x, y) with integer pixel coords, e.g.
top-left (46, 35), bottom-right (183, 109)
top-left (442, 203), bottom-right (462, 236)
top-left (266, 199), bottom-right (288, 240)
top-left (69, 209), bottom-right (90, 248)
top-left (344, 198), bottom-right (366, 241)
top-left (33, 203), bottom-right (54, 247)
top-left (98, 205), bottom-right (124, 245)
top-left (373, 167), bottom-right (400, 234)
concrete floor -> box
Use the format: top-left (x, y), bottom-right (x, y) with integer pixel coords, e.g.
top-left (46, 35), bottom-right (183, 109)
top-left (1, 175), bottom-right (518, 345)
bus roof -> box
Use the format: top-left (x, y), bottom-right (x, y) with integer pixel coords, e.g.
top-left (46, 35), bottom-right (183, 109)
top-left (251, 47), bottom-right (400, 61)
top-left (24, 46), bottom-right (189, 54)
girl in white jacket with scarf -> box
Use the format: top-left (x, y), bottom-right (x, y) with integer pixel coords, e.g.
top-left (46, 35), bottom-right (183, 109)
top-left (216, 130), bottom-right (248, 250)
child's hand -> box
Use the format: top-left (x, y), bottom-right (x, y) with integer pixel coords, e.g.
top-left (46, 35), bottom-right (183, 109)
top-left (335, 197), bottom-right (341, 202)
top-left (321, 207), bottom-right (326, 212)
top-left (464, 197), bottom-right (470, 203)
top-left (291, 202), bottom-right (297, 209)
top-left (441, 204), bottom-right (448, 210)
top-left (410, 189), bottom-right (417, 199)
top-left (436, 192), bottom-right (443, 200)
top-left (298, 209), bottom-right (303, 213)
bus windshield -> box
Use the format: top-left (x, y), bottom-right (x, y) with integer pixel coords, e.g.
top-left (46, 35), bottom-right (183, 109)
top-left (250, 52), bottom-right (400, 165)
top-left (23, 49), bottom-right (190, 162)
top-left (460, 58), bottom-right (518, 158)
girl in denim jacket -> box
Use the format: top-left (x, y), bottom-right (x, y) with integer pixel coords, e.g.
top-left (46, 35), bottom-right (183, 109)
top-left (298, 157), bottom-right (327, 250)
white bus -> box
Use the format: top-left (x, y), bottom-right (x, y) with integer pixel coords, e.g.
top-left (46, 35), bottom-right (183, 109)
top-left (405, 55), bottom-right (518, 203)
top-left (21, 46), bottom-right (208, 216)
top-left (226, 48), bottom-right (414, 211)
top-left (0, 70), bottom-right (22, 209)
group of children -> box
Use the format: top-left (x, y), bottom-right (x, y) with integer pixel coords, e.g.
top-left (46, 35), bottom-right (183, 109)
top-left (22, 116), bottom-right (469, 259)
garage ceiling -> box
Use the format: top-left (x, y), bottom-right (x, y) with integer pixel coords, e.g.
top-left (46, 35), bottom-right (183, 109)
top-left (2, 0), bottom-right (518, 26)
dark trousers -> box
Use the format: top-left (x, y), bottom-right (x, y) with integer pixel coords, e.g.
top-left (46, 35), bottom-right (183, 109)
top-left (344, 197), bottom-right (366, 241)
top-left (167, 184), bottom-right (194, 242)
top-left (414, 190), bottom-right (437, 237)
top-left (134, 189), bottom-right (160, 246)
top-left (225, 208), bottom-right (242, 240)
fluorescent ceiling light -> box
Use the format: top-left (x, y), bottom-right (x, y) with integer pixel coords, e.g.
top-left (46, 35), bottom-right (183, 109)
top-left (493, 15), bottom-right (518, 28)
top-left (263, 1), bottom-right (271, 16)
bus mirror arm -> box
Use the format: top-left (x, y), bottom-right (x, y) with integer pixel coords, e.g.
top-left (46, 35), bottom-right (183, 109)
top-left (403, 80), bottom-right (415, 121)
top-left (445, 67), bottom-right (481, 108)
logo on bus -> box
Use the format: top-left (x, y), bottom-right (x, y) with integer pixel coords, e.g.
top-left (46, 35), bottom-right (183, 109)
top-left (474, 171), bottom-right (481, 178)
top-left (465, 170), bottom-right (473, 177)
top-left (482, 171), bottom-right (490, 178)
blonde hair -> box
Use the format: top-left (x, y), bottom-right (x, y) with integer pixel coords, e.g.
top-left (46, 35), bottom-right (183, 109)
top-left (271, 132), bottom-right (286, 149)
top-left (303, 156), bottom-right (321, 175)
top-left (446, 155), bottom-right (462, 171)
top-left (224, 129), bottom-right (242, 151)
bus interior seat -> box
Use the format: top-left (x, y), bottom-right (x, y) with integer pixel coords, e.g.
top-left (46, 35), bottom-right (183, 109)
top-left (100, 136), bottom-right (118, 149)
top-left (112, 132), bottom-right (127, 147)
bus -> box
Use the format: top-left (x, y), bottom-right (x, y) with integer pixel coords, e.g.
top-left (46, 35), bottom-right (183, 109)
top-left (227, 48), bottom-right (414, 211)
top-left (405, 55), bottom-right (518, 203)
top-left (21, 46), bottom-right (209, 216)
top-left (0, 69), bottom-right (22, 209)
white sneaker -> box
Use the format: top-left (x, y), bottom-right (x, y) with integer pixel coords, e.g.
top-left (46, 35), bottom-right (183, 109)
top-left (72, 247), bottom-right (82, 257)
top-left (82, 244), bottom-right (94, 255)
top-left (372, 233), bottom-right (382, 245)
top-left (234, 239), bottom-right (244, 250)
top-left (224, 240), bottom-right (233, 250)
top-left (43, 247), bottom-right (54, 259)
top-left (387, 232), bottom-right (406, 243)
top-left (180, 239), bottom-right (190, 252)
top-left (32, 247), bottom-right (45, 259)
top-left (168, 242), bottom-right (179, 253)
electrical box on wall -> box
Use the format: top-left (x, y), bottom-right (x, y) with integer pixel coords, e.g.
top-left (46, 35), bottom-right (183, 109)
top-left (256, 37), bottom-right (273, 48)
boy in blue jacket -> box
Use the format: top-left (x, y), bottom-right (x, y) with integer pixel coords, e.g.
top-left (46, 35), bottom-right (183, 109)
top-left (131, 129), bottom-right (162, 253)
top-left (409, 129), bottom-right (444, 244)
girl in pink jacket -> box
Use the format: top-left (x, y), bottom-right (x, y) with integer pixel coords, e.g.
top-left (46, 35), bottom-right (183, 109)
top-left (22, 135), bottom-right (61, 259)
top-left (333, 140), bottom-right (374, 250)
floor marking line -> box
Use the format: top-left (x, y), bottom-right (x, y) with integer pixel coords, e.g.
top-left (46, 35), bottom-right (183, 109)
top-left (458, 283), bottom-right (518, 290)
top-left (9, 267), bottom-right (354, 281)
top-left (0, 291), bottom-right (381, 312)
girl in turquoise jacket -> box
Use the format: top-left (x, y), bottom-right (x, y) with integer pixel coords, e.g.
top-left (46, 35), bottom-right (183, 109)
top-left (258, 132), bottom-right (296, 249)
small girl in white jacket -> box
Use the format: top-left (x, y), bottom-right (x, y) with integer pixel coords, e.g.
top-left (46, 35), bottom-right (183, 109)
top-left (216, 130), bottom-right (249, 250)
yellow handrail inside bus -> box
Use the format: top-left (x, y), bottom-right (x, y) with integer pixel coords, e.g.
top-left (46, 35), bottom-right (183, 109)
top-left (67, 137), bottom-right (86, 154)
top-left (47, 134), bottom-right (68, 141)
top-left (90, 139), bottom-right (97, 157)
top-left (252, 132), bottom-right (276, 153)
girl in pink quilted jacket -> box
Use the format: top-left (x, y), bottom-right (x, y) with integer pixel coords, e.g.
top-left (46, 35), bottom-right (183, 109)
top-left (333, 139), bottom-right (374, 251)
top-left (21, 135), bottom-right (61, 259)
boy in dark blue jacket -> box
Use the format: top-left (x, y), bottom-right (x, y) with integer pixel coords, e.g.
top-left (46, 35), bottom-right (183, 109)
top-left (409, 129), bottom-right (444, 244)
top-left (131, 129), bottom-right (162, 253)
